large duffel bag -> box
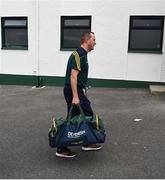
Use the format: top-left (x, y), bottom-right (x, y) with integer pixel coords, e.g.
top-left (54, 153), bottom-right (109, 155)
top-left (48, 105), bottom-right (106, 148)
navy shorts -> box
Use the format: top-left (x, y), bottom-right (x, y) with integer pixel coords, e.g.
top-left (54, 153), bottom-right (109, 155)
top-left (63, 85), bottom-right (93, 118)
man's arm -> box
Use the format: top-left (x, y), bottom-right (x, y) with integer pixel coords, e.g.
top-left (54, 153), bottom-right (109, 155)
top-left (70, 69), bottom-right (80, 104)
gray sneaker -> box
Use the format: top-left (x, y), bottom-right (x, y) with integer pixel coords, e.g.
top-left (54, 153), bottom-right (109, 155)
top-left (81, 144), bottom-right (102, 151)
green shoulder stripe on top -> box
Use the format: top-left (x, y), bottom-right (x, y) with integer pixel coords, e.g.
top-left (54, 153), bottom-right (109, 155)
top-left (72, 51), bottom-right (81, 71)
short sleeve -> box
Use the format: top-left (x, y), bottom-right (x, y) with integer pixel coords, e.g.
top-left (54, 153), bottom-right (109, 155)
top-left (70, 51), bottom-right (81, 71)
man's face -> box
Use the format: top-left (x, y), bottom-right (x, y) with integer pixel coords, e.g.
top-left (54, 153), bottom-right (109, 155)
top-left (87, 33), bottom-right (96, 52)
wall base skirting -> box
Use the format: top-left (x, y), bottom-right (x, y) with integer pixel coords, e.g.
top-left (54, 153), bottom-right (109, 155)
top-left (0, 74), bottom-right (165, 88)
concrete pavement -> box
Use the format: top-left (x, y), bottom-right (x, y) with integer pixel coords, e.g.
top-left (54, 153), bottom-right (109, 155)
top-left (0, 85), bottom-right (165, 179)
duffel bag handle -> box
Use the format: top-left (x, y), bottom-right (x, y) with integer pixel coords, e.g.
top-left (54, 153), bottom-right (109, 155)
top-left (67, 104), bottom-right (85, 121)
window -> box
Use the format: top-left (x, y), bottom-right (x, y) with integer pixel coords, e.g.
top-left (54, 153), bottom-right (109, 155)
top-left (61, 16), bottom-right (91, 50)
top-left (1, 17), bottom-right (28, 50)
top-left (128, 16), bottom-right (164, 53)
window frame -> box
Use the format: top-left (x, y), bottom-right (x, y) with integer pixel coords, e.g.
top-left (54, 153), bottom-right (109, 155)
top-left (60, 16), bottom-right (91, 51)
top-left (1, 17), bottom-right (28, 50)
top-left (128, 16), bottom-right (164, 53)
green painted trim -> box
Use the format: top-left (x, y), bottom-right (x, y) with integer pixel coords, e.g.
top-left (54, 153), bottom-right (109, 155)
top-left (0, 73), bottom-right (165, 88)
top-left (88, 78), bottom-right (165, 88)
top-left (0, 74), bottom-right (37, 85)
top-left (39, 76), bottom-right (64, 86)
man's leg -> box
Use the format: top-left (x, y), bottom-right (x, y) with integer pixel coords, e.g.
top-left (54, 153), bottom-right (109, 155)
top-left (77, 88), bottom-right (102, 151)
top-left (55, 86), bottom-right (77, 158)
top-left (56, 85), bottom-right (102, 157)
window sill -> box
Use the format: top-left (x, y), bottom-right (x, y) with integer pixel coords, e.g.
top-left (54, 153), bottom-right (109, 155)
top-left (2, 46), bottom-right (28, 50)
top-left (60, 48), bottom-right (77, 51)
top-left (128, 50), bottom-right (163, 54)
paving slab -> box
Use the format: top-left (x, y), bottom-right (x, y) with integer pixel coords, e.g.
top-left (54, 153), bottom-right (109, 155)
top-left (149, 85), bottom-right (165, 95)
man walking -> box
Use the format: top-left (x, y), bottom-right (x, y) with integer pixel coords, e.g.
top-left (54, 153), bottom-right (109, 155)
top-left (56, 32), bottom-right (102, 158)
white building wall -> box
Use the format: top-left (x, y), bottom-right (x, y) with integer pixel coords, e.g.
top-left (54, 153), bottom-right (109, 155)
top-left (161, 0), bottom-right (165, 82)
top-left (90, 0), bottom-right (130, 80)
top-left (127, 0), bottom-right (165, 82)
top-left (0, 0), bottom-right (165, 82)
top-left (0, 0), bottom-right (37, 76)
top-left (38, 0), bottom-right (93, 77)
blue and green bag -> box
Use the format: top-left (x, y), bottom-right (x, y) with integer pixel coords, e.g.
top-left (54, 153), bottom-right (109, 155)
top-left (48, 105), bottom-right (106, 148)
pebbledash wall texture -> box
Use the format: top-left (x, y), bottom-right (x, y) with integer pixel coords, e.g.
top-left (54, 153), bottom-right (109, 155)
top-left (0, 0), bottom-right (165, 88)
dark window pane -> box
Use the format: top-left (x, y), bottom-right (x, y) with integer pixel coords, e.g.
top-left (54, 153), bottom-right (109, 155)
top-left (64, 19), bottom-right (90, 27)
top-left (132, 19), bottom-right (162, 28)
top-left (5, 28), bottom-right (28, 47)
top-left (2, 17), bottom-right (28, 49)
top-left (130, 29), bottom-right (161, 50)
top-left (63, 28), bottom-right (90, 48)
top-left (128, 16), bottom-right (164, 52)
top-left (61, 16), bottom-right (91, 49)
top-left (4, 20), bottom-right (27, 27)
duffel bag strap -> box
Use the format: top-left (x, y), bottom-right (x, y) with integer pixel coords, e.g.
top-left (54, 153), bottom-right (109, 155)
top-left (52, 117), bottom-right (57, 133)
top-left (96, 114), bottom-right (99, 130)
top-left (67, 104), bottom-right (85, 121)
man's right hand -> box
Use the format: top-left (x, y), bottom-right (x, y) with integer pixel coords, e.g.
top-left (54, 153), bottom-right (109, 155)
top-left (72, 97), bottom-right (80, 105)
